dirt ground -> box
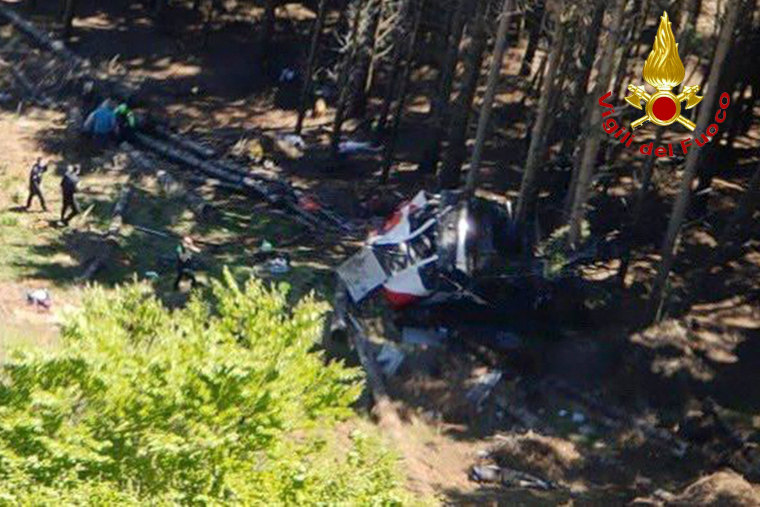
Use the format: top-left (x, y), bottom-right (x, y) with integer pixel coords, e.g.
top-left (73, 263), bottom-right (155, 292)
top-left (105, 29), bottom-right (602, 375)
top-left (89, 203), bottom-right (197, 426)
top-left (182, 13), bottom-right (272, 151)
top-left (1, 0), bottom-right (759, 504)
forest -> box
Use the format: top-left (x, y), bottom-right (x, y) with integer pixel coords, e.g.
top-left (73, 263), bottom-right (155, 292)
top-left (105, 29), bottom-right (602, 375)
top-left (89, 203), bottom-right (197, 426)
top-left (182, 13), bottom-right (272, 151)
top-left (0, 0), bottom-right (758, 504)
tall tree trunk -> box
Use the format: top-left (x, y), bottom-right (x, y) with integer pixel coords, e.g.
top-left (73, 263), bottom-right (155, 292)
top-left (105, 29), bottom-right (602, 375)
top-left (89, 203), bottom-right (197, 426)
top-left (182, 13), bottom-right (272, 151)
top-left (376, 0), bottom-right (414, 136)
top-left (295, 0), bottom-right (328, 135)
top-left (262, 0), bottom-right (277, 49)
top-left (515, 18), bottom-right (566, 226)
top-left (465, 0), bottom-right (514, 194)
top-left (680, 0), bottom-right (702, 31)
top-left (617, 128), bottom-right (664, 285)
top-left (519, 0), bottom-right (545, 76)
top-left (713, 163), bottom-right (760, 259)
top-left (437, 0), bottom-right (488, 189)
top-left (62, 0), bottom-right (77, 38)
top-left (418, 0), bottom-right (467, 174)
top-left (611, 0), bottom-right (642, 101)
top-left (648, 0), bottom-right (741, 319)
top-left (330, 1), bottom-right (364, 159)
top-left (694, 0), bottom-right (755, 196)
top-left (558, 0), bottom-right (606, 161)
top-left (152, 0), bottom-right (166, 21)
top-left (350, 0), bottom-right (381, 118)
top-left (202, 0), bottom-right (217, 48)
top-left (380, 0), bottom-right (425, 182)
top-left (566, 0), bottom-right (627, 247)
top-left (606, 0), bottom-right (649, 165)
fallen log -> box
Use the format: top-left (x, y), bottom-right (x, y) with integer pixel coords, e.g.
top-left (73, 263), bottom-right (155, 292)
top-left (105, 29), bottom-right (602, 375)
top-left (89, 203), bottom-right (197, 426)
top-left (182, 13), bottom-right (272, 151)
top-left (346, 313), bottom-right (401, 427)
top-left (0, 5), bottom-right (141, 103)
top-left (135, 133), bottom-right (245, 186)
top-left (185, 174), bottom-right (245, 192)
top-left (0, 4), bottom-right (83, 66)
top-left (2, 59), bottom-right (54, 107)
top-left (152, 124), bottom-right (216, 159)
top-left (0, 8), bottom-right (338, 234)
top-left (121, 142), bottom-right (213, 219)
top-left (135, 133), bottom-right (323, 230)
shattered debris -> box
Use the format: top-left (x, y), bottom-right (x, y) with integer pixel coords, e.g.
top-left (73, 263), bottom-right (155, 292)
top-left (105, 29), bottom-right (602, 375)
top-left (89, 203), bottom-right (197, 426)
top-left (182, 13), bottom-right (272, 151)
top-left (26, 288), bottom-right (51, 310)
top-left (376, 343), bottom-right (405, 377)
top-left (401, 327), bottom-right (448, 348)
top-left (466, 370), bottom-right (503, 411)
top-left (337, 247), bottom-right (388, 303)
top-left (469, 464), bottom-right (555, 490)
top-left (338, 140), bottom-right (382, 155)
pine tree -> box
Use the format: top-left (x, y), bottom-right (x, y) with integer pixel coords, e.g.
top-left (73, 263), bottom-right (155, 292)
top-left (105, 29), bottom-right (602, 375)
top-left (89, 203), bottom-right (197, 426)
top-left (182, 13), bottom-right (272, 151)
top-left (465, 0), bottom-right (515, 194)
top-left (515, 8), bottom-right (567, 227)
top-left (566, 0), bottom-right (627, 247)
top-left (438, 0), bottom-right (489, 189)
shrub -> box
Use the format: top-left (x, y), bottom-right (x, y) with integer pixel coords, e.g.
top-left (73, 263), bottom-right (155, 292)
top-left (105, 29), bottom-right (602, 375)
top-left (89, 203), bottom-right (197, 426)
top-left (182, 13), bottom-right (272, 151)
top-left (0, 270), bottom-right (407, 505)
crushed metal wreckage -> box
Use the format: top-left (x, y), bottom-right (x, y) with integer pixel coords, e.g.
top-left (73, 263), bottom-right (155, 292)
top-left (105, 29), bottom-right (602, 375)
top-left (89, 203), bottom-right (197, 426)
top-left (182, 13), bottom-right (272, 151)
top-left (338, 190), bottom-right (520, 306)
top-left (337, 190), bottom-right (593, 350)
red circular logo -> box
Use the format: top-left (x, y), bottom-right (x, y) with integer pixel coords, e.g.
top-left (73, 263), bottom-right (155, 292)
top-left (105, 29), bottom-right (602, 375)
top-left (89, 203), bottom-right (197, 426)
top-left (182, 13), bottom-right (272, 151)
top-left (652, 96), bottom-right (677, 122)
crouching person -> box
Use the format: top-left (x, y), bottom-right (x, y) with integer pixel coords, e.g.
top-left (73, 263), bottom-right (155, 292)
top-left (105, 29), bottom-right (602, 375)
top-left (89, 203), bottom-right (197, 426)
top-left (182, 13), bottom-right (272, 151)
top-left (83, 99), bottom-right (117, 148)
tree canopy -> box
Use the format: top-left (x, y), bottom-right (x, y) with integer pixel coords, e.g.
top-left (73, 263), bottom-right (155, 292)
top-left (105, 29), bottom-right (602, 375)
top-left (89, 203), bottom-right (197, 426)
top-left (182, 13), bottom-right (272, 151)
top-left (0, 271), bottom-right (407, 504)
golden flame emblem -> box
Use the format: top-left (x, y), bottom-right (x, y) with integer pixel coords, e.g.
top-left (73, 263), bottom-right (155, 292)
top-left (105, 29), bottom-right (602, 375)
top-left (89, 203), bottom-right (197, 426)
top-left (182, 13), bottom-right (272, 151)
top-left (624, 12), bottom-right (703, 131)
top-left (642, 11), bottom-right (685, 90)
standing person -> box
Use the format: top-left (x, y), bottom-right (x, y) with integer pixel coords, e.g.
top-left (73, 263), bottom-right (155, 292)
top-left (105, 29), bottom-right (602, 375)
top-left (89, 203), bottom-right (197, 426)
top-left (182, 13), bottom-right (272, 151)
top-left (174, 236), bottom-right (201, 290)
top-left (25, 157), bottom-right (48, 211)
top-left (83, 99), bottom-right (117, 147)
top-left (60, 165), bottom-right (81, 226)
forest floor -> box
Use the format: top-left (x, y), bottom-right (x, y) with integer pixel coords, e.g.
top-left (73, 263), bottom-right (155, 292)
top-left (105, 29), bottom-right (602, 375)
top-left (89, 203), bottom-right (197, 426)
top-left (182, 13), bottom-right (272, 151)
top-left (1, 0), bottom-right (760, 504)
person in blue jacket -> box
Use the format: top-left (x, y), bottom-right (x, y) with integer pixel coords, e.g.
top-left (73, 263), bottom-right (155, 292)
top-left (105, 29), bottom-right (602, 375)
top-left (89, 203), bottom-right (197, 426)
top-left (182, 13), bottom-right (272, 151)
top-left (83, 99), bottom-right (117, 146)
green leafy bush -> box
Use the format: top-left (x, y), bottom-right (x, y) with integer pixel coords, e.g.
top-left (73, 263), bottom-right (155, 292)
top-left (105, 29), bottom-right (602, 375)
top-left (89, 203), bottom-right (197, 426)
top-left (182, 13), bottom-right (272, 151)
top-left (0, 270), bottom-right (408, 505)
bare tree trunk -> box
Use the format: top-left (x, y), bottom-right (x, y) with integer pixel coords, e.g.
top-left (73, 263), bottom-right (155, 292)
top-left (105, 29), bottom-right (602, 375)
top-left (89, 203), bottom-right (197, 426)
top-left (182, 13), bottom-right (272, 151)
top-left (566, 0), bottom-right (627, 247)
top-left (376, 0), bottom-right (414, 135)
top-left (515, 19), bottom-right (565, 226)
top-left (438, 0), bottom-right (488, 189)
top-left (418, 0), bottom-right (467, 174)
top-left (617, 128), bottom-right (664, 285)
top-left (330, 1), bottom-right (364, 159)
top-left (606, 0), bottom-right (647, 165)
top-left (202, 0), bottom-right (217, 48)
top-left (465, 0), bottom-right (514, 195)
top-left (295, 0), bottom-right (328, 135)
top-left (62, 0), bottom-right (76, 38)
top-left (713, 163), bottom-right (760, 258)
top-left (380, 0), bottom-right (425, 182)
top-left (684, 0), bottom-right (702, 29)
top-left (694, 0), bottom-right (755, 197)
top-left (152, 0), bottom-right (166, 21)
top-left (519, 0), bottom-right (545, 76)
top-left (350, 0), bottom-right (381, 118)
top-left (558, 0), bottom-right (606, 161)
top-left (262, 0), bottom-right (277, 48)
top-left (648, 0), bottom-right (741, 319)
top-left (611, 0), bottom-right (642, 100)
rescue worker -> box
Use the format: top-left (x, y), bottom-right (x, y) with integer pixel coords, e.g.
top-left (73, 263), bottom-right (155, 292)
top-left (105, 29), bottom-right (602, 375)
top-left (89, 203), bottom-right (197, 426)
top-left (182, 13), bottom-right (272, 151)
top-left (25, 157), bottom-right (48, 211)
top-left (114, 102), bottom-right (137, 141)
top-left (174, 236), bottom-right (201, 290)
top-left (60, 165), bottom-right (81, 226)
top-left (83, 99), bottom-right (117, 147)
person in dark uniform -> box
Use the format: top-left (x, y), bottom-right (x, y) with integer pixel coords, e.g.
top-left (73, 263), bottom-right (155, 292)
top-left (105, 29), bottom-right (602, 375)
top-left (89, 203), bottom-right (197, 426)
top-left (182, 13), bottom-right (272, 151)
top-left (174, 236), bottom-right (201, 290)
top-left (60, 165), bottom-right (81, 226)
top-left (25, 157), bottom-right (48, 211)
